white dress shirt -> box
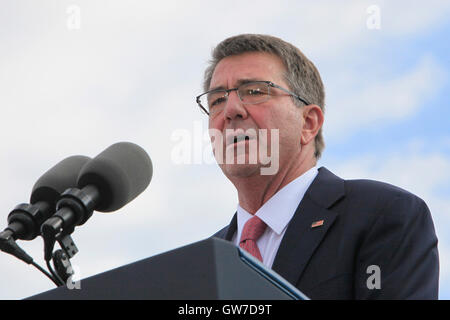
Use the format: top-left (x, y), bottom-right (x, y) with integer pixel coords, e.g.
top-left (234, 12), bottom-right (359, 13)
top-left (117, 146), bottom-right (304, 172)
top-left (232, 166), bottom-right (319, 269)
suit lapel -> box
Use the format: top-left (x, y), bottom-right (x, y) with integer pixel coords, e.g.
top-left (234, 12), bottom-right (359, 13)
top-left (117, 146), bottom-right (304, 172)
top-left (224, 213), bottom-right (237, 241)
top-left (271, 167), bottom-right (345, 286)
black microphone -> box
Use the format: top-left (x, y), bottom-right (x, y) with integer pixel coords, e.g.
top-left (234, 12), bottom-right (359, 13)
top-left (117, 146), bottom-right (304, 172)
top-left (2, 156), bottom-right (91, 242)
top-left (0, 155), bottom-right (90, 271)
top-left (41, 142), bottom-right (153, 261)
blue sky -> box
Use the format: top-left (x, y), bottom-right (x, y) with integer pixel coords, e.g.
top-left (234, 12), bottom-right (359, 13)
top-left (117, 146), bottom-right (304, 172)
top-left (323, 26), bottom-right (450, 162)
top-left (0, 0), bottom-right (448, 299)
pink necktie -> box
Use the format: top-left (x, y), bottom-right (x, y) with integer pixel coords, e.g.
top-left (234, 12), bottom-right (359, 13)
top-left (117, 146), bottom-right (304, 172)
top-left (239, 216), bottom-right (267, 262)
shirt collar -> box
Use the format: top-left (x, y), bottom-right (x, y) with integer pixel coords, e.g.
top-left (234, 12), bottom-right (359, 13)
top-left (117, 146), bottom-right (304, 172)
top-left (237, 166), bottom-right (319, 236)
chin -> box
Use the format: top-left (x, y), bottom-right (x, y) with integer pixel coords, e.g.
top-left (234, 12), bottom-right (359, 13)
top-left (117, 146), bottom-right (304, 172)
top-left (220, 163), bottom-right (262, 179)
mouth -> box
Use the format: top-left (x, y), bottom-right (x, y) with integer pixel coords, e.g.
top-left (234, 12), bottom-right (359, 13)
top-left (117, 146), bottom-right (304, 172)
top-left (225, 130), bottom-right (256, 147)
top-left (233, 135), bottom-right (250, 144)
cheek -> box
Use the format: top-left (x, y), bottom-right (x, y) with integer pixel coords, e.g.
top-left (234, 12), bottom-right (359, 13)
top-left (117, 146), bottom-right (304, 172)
top-left (208, 119), bottom-right (227, 155)
top-left (209, 117), bottom-right (224, 135)
top-left (246, 107), bottom-right (274, 130)
top-left (249, 111), bottom-right (281, 152)
top-left (249, 106), bottom-right (295, 135)
top-left (256, 108), bottom-right (303, 148)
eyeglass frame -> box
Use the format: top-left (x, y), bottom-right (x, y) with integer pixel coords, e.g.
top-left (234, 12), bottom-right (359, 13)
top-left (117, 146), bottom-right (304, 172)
top-left (195, 80), bottom-right (311, 116)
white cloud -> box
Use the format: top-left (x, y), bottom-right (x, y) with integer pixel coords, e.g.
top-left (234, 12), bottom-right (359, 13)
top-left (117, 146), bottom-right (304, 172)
top-left (324, 54), bottom-right (447, 140)
top-left (379, 0), bottom-right (450, 35)
top-left (330, 149), bottom-right (450, 199)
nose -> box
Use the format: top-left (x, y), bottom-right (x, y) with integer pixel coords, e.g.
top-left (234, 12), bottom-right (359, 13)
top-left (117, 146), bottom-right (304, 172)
top-left (223, 90), bottom-right (248, 121)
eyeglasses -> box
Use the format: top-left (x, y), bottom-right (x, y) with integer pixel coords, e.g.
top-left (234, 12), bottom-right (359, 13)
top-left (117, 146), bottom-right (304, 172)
top-left (195, 80), bottom-right (311, 116)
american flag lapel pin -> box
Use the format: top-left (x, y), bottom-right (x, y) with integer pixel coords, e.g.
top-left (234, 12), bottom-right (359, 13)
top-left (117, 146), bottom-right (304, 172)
top-left (311, 220), bottom-right (324, 228)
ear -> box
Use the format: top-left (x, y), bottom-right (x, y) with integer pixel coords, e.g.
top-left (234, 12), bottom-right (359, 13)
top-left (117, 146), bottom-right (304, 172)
top-left (300, 105), bottom-right (324, 145)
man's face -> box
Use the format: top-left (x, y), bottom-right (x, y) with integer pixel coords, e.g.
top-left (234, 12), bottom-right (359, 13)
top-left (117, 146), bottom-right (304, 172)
top-left (208, 51), bottom-right (304, 179)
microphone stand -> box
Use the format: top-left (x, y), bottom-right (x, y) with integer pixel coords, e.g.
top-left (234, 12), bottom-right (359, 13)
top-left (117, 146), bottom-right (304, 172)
top-left (48, 232), bottom-right (78, 286)
top-left (41, 186), bottom-right (98, 286)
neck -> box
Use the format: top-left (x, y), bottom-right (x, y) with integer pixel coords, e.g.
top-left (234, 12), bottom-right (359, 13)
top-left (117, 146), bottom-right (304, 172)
top-left (232, 154), bottom-right (316, 214)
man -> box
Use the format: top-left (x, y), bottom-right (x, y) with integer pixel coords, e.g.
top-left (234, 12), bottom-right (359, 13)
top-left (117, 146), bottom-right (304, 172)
top-left (196, 34), bottom-right (439, 299)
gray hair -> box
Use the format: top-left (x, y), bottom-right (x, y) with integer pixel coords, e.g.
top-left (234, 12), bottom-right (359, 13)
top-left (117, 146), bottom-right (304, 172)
top-left (203, 34), bottom-right (325, 159)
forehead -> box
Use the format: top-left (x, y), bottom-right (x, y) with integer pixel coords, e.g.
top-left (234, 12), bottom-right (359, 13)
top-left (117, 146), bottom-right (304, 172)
top-left (209, 52), bottom-right (286, 90)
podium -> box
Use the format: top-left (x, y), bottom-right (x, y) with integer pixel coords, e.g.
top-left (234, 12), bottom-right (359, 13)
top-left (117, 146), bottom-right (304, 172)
top-left (28, 238), bottom-right (308, 300)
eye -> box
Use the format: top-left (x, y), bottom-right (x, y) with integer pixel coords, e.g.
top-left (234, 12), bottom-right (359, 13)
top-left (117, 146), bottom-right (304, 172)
top-left (247, 88), bottom-right (265, 95)
top-left (240, 83), bottom-right (269, 98)
top-left (210, 96), bottom-right (227, 109)
top-left (207, 91), bottom-right (227, 109)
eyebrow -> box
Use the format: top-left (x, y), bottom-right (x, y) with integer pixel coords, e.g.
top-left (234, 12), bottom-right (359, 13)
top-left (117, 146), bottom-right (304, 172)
top-left (208, 78), bottom-right (264, 92)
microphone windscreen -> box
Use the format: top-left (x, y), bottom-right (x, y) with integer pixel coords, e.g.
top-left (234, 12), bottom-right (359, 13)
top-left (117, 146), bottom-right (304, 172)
top-left (77, 142), bottom-right (153, 212)
top-left (30, 155), bottom-right (92, 205)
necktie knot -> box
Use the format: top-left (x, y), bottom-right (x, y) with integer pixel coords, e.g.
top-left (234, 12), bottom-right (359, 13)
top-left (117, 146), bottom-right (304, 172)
top-left (240, 216), bottom-right (267, 243)
top-left (239, 216), bottom-right (267, 262)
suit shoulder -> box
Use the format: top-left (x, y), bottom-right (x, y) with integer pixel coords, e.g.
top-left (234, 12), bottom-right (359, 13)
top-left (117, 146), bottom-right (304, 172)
top-left (343, 178), bottom-right (428, 217)
top-left (345, 178), bottom-right (422, 202)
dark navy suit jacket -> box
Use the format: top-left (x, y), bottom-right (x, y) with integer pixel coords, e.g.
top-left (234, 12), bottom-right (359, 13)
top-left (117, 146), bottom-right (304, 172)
top-left (213, 167), bottom-right (439, 299)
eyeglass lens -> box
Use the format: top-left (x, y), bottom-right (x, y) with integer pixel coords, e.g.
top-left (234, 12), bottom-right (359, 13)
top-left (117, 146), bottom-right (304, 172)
top-left (203, 82), bottom-right (271, 112)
